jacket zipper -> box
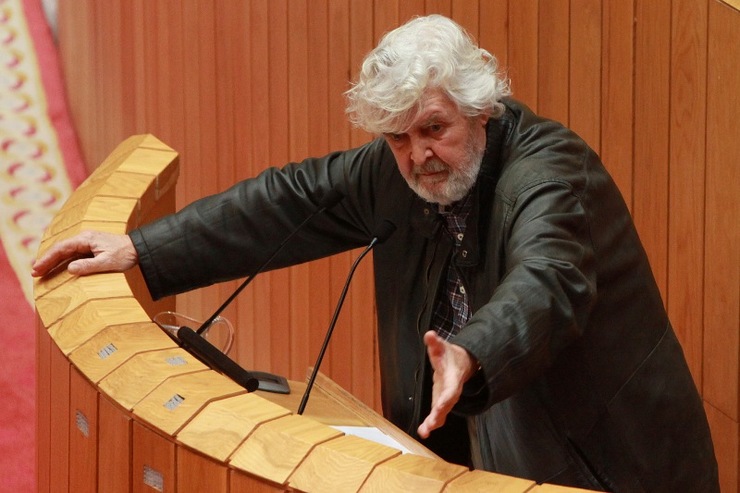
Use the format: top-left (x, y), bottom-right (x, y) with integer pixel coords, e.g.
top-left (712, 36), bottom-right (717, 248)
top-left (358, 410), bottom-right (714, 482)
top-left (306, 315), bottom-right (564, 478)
top-left (409, 238), bottom-right (451, 435)
top-left (409, 251), bottom-right (435, 434)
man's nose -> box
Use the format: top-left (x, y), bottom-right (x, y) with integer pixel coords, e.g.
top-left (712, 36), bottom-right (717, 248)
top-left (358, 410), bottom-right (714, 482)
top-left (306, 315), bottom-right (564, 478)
top-left (409, 137), bottom-right (432, 165)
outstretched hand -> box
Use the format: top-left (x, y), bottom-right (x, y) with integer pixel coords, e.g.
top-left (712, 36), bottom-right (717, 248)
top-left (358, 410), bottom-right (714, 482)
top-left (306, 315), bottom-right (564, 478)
top-left (417, 330), bottom-right (479, 439)
top-left (31, 230), bottom-right (138, 277)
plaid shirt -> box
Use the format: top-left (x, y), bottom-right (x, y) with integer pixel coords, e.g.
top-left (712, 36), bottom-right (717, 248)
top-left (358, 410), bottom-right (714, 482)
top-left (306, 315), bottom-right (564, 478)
top-left (430, 194), bottom-right (473, 341)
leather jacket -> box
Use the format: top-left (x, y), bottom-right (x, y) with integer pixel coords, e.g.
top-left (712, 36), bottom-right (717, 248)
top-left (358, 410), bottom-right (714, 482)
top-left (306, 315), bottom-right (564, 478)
top-left (131, 99), bottom-right (718, 492)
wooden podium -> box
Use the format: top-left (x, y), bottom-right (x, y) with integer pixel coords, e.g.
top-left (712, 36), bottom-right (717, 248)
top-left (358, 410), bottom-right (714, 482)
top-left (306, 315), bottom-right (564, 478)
top-left (34, 135), bottom-right (594, 492)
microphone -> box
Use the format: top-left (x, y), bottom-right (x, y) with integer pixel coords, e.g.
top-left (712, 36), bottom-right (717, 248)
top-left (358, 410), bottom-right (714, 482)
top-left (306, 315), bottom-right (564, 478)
top-left (161, 189), bottom-right (344, 394)
top-left (297, 220), bottom-right (397, 415)
top-left (177, 325), bottom-right (259, 392)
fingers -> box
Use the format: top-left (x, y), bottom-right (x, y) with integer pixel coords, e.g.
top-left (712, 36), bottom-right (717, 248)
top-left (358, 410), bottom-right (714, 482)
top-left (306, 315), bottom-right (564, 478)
top-left (423, 330), bottom-right (445, 362)
top-left (418, 330), bottom-right (470, 439)
top-left (418, 409), bottom-right (444, 438)
top-left (67, 256), bottom-right (105, 276)
top-left (32, 231), bottom-right (137, 277)
top-left (417, 387), bottom-right (456, 438)
top-left (31, 235), bottom-right (94, 277)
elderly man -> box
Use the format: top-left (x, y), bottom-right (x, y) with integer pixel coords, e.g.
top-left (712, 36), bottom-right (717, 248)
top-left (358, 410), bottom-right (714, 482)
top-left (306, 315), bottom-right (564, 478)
top-left (34, 15), bottom-right (718, 492)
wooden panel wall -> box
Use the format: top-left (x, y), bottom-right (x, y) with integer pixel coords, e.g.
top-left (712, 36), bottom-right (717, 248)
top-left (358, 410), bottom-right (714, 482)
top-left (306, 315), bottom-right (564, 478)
top-left (57, 1), bottom-right (739, 490)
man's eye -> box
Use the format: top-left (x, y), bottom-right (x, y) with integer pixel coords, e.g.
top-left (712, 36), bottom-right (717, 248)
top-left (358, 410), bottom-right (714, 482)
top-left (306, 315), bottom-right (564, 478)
top-left (387, 133), bottom-right (403, 142)
top-left (428, 124), bottom-right (443, 133)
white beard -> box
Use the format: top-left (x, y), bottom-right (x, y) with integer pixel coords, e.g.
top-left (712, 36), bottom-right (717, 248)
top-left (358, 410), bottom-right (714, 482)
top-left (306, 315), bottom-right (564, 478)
top-left (406, 137), bottom-right (485, 205)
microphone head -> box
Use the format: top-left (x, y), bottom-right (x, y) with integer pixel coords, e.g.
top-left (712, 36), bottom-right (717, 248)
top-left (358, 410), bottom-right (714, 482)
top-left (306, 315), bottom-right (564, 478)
top-left (318, 189), bottom-right (344, 210)
top-left (373, 220), bottom-right (397, 244)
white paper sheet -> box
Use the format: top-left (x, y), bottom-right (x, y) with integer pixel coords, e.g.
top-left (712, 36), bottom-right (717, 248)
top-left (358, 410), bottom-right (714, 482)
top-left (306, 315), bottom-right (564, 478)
top-left (330, 425), bottom-right (412, 454)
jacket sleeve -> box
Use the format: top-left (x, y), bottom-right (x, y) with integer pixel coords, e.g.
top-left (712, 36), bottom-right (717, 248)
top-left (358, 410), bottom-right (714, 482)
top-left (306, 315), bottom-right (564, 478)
top-left (129, 138), bottom-right (393, 300)
top-left (451, 173), bottom-right (598, 414)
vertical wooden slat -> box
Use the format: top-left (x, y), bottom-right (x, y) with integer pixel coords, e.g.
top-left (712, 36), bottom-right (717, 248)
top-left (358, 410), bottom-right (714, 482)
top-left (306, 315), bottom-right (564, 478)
top-left (247, 0), bottom-right (272, 375)
top-left (537, 0), bottom-right (570, 125)
top-left (305, 1), bottom-right (335, 386)
top-left (163, 0), bottom-right (187, 160)
top-left (231, 469), bottom-right (288, 493)
top-left (704, 3), bottom-right (740, 491)
top-left (478, 0), bottom-right (509, 70)
top-left (130, 0), bottom-right (147, 136)
top-left (350, 1), bottom-right (376, 150)
top-left (600, 0), bottom-right (635, 208)
top-left (374, 0), bottom-right (400, 44)
top-left (176, 447), bottom-right (228, 493)
top-left (213, 0), bottom-right (241, 362)
top-left (399, 0), bottom-right (426, 25)
top-left (704, 0), bottom-right (739, 419)
top-left (151, 1), bottom-right (172, 146)
top-left (98, 396), bottom-right (132, 492)
top-left (569, 0), bottom-right (602, 153)
top-left (327, 0), bottom-right (356, 395)
top-left (49, 344), bottom-right (70, 493)
top-left (58, 0), bottom-right (95, 171)
top-left (508, 0), bottom-right (539, 110)
top-left (230, 0), bottom-right (256, 370)
top-left (451, 2), bottom-right (479, 44)
top-left (89, 0), bottom-right (101, 166)
top-left (131, 423), bottom-right (175, 493)
top-left (268, 0), bottom-right (292, 379)
top-left (119, 1), bottom-right (138, 140)
top-left (426, 0), bottom-right (453, 17)
top-left (705, 403), bottom-right (739, 493)
top-left (287, 0), bottom-right (312, 380)
top-left (140, 1), bottom-right (159, 151)
top-left (36, 321), bottom-right (52, 492)
top-left (68, 369), bottom-right (98, 493)
top-left (350, 0), bottom-right (382, 410)
top-left (176, 0), bottom-right (205, 324)
top-left (633, 0), bottom-right (671, 299)
top-left (667, 0), bottom-right (708, 389)
top-left (173, 1), bottom-right (205, 319)
top-left (198, 1), bottom-right (221, 324)
top-left (95, 2), bottom-right (124, 157)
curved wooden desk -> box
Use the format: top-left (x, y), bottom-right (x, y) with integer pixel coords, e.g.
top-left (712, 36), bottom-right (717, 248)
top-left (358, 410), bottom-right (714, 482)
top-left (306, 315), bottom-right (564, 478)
top-left (34, 135), bottom-right (594, 492)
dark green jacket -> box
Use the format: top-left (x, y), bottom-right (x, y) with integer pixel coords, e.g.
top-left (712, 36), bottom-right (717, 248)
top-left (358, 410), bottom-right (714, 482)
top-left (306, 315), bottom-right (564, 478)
top-left (131, 99), bottom-right (718, 492)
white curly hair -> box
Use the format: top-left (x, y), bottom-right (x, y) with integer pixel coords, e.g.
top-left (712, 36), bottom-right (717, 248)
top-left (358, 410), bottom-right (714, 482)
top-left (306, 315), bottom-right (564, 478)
top-left (345, 14), bottom-right (511, 134)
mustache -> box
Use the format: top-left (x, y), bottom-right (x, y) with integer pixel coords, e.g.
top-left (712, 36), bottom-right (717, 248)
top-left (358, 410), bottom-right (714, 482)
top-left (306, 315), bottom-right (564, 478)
top-left (413, 159), bottom-right (448, 175)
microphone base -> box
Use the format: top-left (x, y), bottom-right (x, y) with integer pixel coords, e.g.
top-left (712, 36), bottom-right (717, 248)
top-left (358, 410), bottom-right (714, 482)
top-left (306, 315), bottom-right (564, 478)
top-left (252, 371), bottom-right (291, 394)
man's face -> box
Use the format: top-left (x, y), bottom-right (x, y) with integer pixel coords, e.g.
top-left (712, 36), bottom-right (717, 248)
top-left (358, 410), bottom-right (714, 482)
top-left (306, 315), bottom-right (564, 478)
top-left (383, 90), bottom-right (488, 205)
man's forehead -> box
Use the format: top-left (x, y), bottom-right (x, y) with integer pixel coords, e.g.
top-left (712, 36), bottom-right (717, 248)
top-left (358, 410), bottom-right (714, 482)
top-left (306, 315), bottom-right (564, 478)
top-left (391, 90), bottom-right (459, 132)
